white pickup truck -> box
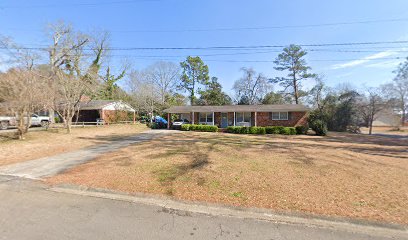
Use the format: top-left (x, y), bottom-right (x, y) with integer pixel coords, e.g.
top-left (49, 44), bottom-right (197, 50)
top-left (0, 114), bottom-right (50, 130)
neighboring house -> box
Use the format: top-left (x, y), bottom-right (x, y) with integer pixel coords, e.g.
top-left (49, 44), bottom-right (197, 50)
top-left (74, 100), bottom-right (136, 123)
top-left (163, 104), bottom-right (308, 129)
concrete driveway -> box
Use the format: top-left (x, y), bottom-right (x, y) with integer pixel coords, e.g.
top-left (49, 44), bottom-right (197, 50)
top-left (0, 130), bottom-right (171, 179)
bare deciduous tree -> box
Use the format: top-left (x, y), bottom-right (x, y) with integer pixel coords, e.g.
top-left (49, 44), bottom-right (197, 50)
top-left (382, 59), bottom-right (408, 125)
top-left (46, 22), bottom-right (108, 133)
top-left (233, 68), bottom-right (271, 105)
top-left (127, 70), bottom-right (161, 122)
top-left (0, 69), bottom-right (48, 139)
top-left (358, 88), bottom-right (387, 135)
top-left (145, 61), bottom-right (180, 105)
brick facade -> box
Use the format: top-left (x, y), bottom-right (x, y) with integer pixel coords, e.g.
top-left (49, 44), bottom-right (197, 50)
top-left (170, 111), bottom-right (308, 128)
top-left (256, 111), bottom-right (308, 127)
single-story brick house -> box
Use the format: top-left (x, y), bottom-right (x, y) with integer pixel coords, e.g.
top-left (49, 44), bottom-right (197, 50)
top-left (163, 104), bottom-right (309, 129)
top-left (74, 100), bottom-right (136, 123)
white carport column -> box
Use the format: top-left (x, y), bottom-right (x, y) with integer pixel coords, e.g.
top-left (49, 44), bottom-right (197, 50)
top-left (255, 112), bottom-right (257, 127)
top-left (212, 112), bottom-right (215, 126)
top-left (192, 111), bottom-right (194, 124)
top-left (233, 112), bottom-right (236, 126)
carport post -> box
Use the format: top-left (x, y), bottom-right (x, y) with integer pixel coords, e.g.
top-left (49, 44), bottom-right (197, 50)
top-left (192, 111), bottom-right (194, 124)
top-left (133, 111), bottom-right (136, 124)
top-left (254, 112), bottom-right (257, 127)
top-left (167, 113), bottom-right (170, 129)
top-left (233, 112), bottom-right (236, 126)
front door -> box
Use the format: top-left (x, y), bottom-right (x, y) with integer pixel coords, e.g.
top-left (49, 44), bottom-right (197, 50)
top-left (221, 113), bottom-right (228, 128)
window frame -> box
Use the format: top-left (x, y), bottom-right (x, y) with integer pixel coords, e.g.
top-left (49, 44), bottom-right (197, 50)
top-left (236, 112), bottom-right (251, 123)
top-left (270, 112), bottom-right (289, 121)
top-left (198, 112), bottom-right (214, 125)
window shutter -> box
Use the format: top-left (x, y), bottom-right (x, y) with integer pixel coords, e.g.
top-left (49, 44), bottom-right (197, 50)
top-left (269, 112), bottom-right (272, 120)
top-left (288, 112), bottom-right (292, 120)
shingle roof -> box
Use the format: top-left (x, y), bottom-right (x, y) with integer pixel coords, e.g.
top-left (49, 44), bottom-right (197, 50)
top-left (164, 104), bottom-right (309, 113)
top-left (78, 100), bottom-right (118, 110)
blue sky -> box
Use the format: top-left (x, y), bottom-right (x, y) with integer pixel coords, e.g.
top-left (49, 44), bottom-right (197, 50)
top-left (1, 0), bottom-right (408, 94)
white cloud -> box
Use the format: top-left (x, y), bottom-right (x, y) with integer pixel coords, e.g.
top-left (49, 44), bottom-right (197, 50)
top-left (331, 50), bottom-right (397, 70)
top-left (364, 59), bottom-right (401, 69)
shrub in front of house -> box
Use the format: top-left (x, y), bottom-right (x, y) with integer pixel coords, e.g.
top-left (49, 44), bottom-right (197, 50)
top-left (226, 126), bottom-right (266, 135)
top-left (281, 127), bottom-right (296, 135)
top-left (265, 126), bottom-right (282, 134)
top-left (309, 119), bottom-right (328, 136)
top-left (182, 124), bottom-right (218, 132)
top-left (249, 127), bottom-right (266, 134)
top-left (295, 125), bottom-right (309, 135)
top-left (181, 124), bottom-right (191, 131)
top-left (147, 122), bottom-right (167, 129)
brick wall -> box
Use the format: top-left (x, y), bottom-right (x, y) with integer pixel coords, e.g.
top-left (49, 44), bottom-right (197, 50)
top-left (103, 110), bottom-right (133, 123)
top-left (256, 111), bottom-right (308, 127)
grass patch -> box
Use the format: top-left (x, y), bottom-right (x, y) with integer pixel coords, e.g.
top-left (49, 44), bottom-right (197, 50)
top-left (47, 131), bottom-right (408, 225)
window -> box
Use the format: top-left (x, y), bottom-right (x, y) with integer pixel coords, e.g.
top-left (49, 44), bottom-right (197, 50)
top-left (271, 112), bottom-right (289, 120)
top-left (236, 112), bottom-right (251, 123)
top-left (199, 112), bottom-right (214, 124)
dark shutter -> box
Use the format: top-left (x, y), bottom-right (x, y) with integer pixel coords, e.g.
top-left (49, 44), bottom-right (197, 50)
top-left (288, 112), bottom-right (292, 120)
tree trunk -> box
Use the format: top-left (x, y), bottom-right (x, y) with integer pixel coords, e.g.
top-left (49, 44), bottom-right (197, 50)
top-left (48, 109), bottom-right (55, 123)
top-left (368, 113), bottom-right (374, 135)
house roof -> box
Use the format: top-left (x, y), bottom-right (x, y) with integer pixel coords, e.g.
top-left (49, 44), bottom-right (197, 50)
top-left (78, 100), bottom-right (135, 112)
top-left (78, 100), bottom-right (116, 110)
top-left (164, 104), bottom-right (309, 113)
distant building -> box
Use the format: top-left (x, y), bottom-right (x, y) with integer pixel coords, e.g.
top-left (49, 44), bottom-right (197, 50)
top-left (74, 100), bottom-right (136, 123)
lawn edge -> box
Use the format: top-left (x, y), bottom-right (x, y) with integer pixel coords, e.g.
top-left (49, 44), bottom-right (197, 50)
top-left (48, 184), bottom-right (408, 238)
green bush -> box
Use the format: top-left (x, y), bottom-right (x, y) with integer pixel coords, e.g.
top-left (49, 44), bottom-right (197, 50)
top-left (226, 126), bottom-right (240, 134)
top-left (295, 125), bottom-right (309, 135)
top-left (265, 126), bottom-right (296, 135)
top-left (181, 124), bottom-right (191, 131)
top-left (181, 124), bottom-right (218, 132)
top-left (279, 127), bottom-right (296, 135)
top-left (147, 122), bottom-right (167, 129)
top-left (265, 126), bottom-right (284, 134)
top-left (249, 127), bottom-right (266, 134)
top-left (227, 126), bottom-right (265, 135)
top-left (310, 119), bottom-right (328, 136)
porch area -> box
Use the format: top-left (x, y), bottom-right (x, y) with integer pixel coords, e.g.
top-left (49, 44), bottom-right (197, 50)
top-left (164, 105), bottom-right (309, 129)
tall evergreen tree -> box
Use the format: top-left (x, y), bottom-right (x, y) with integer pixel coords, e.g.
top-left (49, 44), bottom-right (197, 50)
top-left (197, 77), bottom-right (232, 105)
top-left (273, 44), bottom-right (316, 104)
top-left (179, 56), bottom-right (209, 105)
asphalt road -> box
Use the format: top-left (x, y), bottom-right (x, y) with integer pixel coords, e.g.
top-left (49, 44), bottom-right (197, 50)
top-left (0, 176), bottom-right (405, 240)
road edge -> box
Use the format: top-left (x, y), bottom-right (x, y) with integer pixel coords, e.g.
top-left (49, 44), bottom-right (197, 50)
top-left (49, 184), bottom-right (408, 239)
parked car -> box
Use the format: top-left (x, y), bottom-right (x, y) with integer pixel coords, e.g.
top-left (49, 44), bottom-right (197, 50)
top-left (0, 116), bottom-right (15, 130)
top-left (0, 114), bottom-right (50, 130)
top-left (172, 119), bottom-right (190, 130)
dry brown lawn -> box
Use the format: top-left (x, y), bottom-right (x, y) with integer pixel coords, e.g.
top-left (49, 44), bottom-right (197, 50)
top-left (46, 131), bottom-right (408, 225)
top-left (0, 124), bottom-right (148, 166)
top-left (360, 126), bottom-right (408, 136)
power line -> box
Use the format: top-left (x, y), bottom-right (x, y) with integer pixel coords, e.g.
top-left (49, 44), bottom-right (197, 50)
top-left (1, 40), bottom-right (408, 51)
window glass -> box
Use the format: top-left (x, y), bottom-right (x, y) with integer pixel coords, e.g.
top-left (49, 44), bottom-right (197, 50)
top-left (207, 113), bottom-right (213, 122)
top-left (199, 113), bottom-right (206, 122)
top-left (280, 112), bottom-right (288, 120)
top-left (236, 112), bottom-right (243, 122)
top-left (272, 112), bottom-right (280, 120)
top-left (244, 112), bottom-right (251, 122)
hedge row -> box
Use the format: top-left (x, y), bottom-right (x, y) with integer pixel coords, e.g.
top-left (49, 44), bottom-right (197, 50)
top-left (226, 126), bottom-right (266, 134)
top-left (227, 126), bottom-right (307, 135)
top-left (181, 124), bottom-right (218, 132)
